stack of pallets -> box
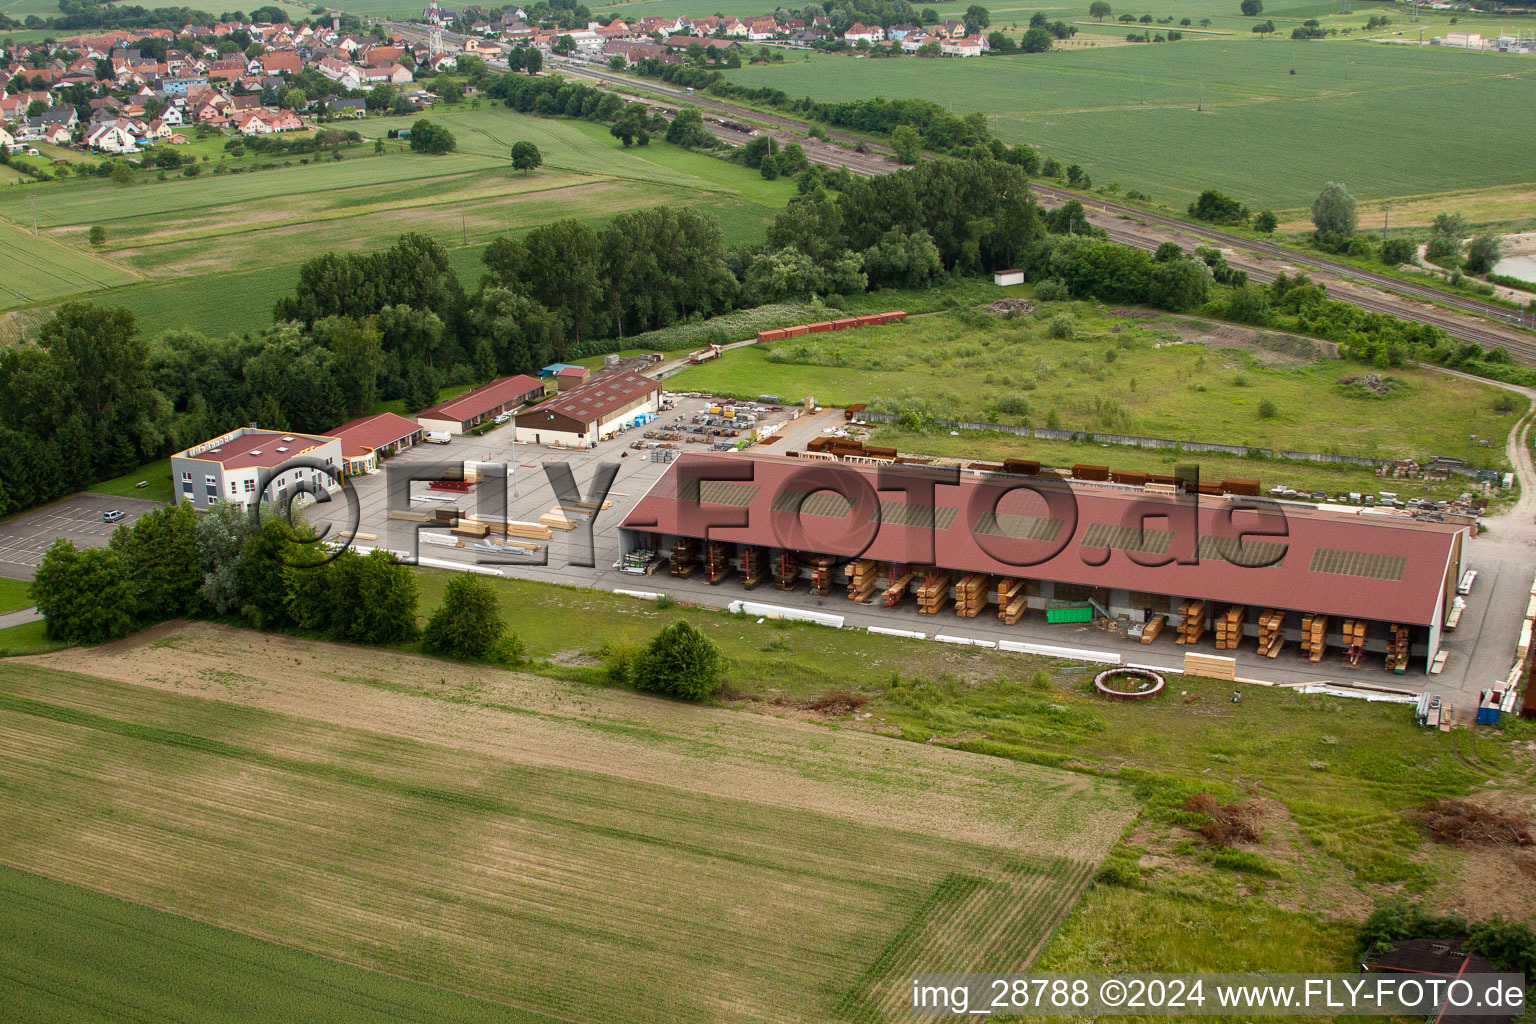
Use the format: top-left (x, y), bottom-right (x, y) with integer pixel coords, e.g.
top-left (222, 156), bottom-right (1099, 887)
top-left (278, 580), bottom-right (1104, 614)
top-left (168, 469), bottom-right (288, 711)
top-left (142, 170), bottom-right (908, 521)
top-left (1300, 614), bottom-right (1329, 663)
top-left (1256, 609), bottom-right (1285, 658)
top-left (774, 551), bottom-right (799, 591)
top-left (954, 573), bottom-right (989, 618)
top-left (740, 546), bottom-right (767, 590)
top-left (996, 578), bottom-right (1027, 625)
top-left (706, 541), bottom-right (733, 585)
top-left (670, 537), bottom-right (699, 578)
top-left (1386, 624), bottom-right (1411, 673)
top-left (1215, 605), bottom-right (1247, 650)
top-left (808, 555), bottom-right (838, 596)
top-left (917, 571), bottom-right (952, 615)
top-left (845, 559), bottom-right (879, 602)
top-left (1139, 614), bottom-right (1166, 644)
top-left (1340, 618), bottom-right (1367, 667)
top-left (1175, 600), bottom-right (1206, 645)
top-left (882, 565), bottom-right (913, 608)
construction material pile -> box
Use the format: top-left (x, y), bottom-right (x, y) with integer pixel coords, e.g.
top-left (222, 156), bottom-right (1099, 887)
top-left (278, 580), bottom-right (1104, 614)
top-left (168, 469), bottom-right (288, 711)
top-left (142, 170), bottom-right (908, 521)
top-left (1411, 799), bottom-right (1533, 847)
top-left (986, 298), bottom-right (1036, 315)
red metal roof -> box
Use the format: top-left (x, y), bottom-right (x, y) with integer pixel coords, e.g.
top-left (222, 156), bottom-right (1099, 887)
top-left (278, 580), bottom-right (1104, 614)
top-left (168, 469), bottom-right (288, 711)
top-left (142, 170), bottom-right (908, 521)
top-left (516, 370), bottom-right (660, 428)
top-left (181, 430), bottom-right (334, 471)
top-left (620, 453), bottom-right (1463, 626)
top-left (328, 411), bottom-right (422, 458)
top-left (418, 375), bottom-right (544, 424)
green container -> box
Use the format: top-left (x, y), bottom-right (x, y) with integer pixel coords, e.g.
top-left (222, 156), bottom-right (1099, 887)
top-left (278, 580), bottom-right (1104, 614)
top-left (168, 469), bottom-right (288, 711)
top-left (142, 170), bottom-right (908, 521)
top-left (1046, 604), bottom-right (1094, 624)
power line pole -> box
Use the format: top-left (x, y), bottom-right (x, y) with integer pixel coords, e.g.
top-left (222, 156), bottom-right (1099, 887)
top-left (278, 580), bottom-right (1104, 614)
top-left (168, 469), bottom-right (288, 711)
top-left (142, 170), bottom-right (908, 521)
top-left (1382, 202), bottom-right (1391, 242)
top-left (31, 197), bottom-right (38, 235)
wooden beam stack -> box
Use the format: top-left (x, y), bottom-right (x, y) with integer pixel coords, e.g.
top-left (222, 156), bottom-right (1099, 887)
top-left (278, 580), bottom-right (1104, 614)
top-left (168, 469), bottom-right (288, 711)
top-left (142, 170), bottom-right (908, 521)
top-left (540, 510), bottom-right (578, 531)
top-left (1340, 618), bottom-right (1367, 667)
top-left (808, 555), bottom-right (837, 596)
top-left (1257, 609), bottom-right (1285, 658)
top-left (1300, 613), bottom-right (1328, 662)
top-left (1215, 605), bottom-right (1247, 650)
top-left (845, 559), bottom-right (879, 602)
top-left (1175, 600), bottom-right (1206, 645)
top-left (741, 546), bottom-right (767, 590)
top-left (775, 551), bottom-right (799, 591)
top-left (917, 571), bottom-right (951, 615)
top-left (706, 540), bottom-right (733, 585)
top-left (670, 537), bottom-right (699, 578)
top-left (883, 565), bottom-right (913, 608)
top-left (997, 578), bottom-right (1027, 625)
top-left (954, 573), bottom-right (989, 618)
top-left (1386, 624), bottom-right (1411, 673)
top-left (1184, 652), bottom-right (1237, 681)
top-left (1139, 613), bottom-right (1166, 644)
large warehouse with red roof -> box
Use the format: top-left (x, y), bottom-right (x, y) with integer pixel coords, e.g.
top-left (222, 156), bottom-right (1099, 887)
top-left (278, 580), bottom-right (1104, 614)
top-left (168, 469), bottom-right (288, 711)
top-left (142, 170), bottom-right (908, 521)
top-left (619, 452), bottom-right (1468, 673)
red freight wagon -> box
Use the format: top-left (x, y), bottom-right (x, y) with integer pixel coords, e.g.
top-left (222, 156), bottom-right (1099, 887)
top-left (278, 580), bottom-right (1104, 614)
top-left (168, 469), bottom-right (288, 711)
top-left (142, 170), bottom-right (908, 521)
top-left (785, 324), bottom-right (810, 338)
top-left (808, 321), bottom-right (834, 333)
top-left (884, 311), bottom-right (908, 322)
top-left (756, 328), bottom-right (787, 343)
top-left (832, 317), bottom-right (860, 330)
top-left (856, 314), bottom-right (883, 327)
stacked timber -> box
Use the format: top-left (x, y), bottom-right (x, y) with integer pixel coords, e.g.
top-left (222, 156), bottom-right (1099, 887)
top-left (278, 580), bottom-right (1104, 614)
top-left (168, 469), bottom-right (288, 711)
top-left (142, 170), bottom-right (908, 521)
top-left (1340, 619), bottom-right (1367, 667)
top-left (388, 509), bottom-right (433, 522)
top-left (845, 559), bottom-right (879, 603)
top-left (1184, 652), bottom-right (1237, 680)
top-left (707, 541), bottom-right (733, 585)
top-left (506, 521), bottom-right (554, 541)
top-left (883, 565), bottom-right (913, 608)
top-left (1256, 609), bottom-right (1285, 658)
top-left (540, 509), bottom-right (578, 531)
top-left (572, 498), bottom-right (614, 511)
top-left (670, 537), bottom-right (700, 578)
top-left (741, 546), bottom-right (767, 590)
top-left (1175, 600), bottom-right (1206, 645)
top-left (808, 555), bottom-right (838, 596)
top-left (451, 521), bottom-right (489, 538)
top-left (997, 578), bottom-right (1027, 625)
top-left (775, 551), bottom-right (799, 591)
top-left (1300, 614), bottom-right (1328, 663)
top-left (1139, 614), bottom-right (1166, 644)
top-left (1386, 624), bottom-right (1411, 673)
top-left (1215, 605), bottom-right (1247, 650)
top-left (954, 574), bottom-right (989, 618)
top-left (917, 571), bottom-right (952, 615)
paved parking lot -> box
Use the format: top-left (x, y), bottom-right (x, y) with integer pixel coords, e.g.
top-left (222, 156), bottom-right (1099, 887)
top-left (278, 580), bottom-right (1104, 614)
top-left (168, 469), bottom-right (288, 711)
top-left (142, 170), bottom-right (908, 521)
top-left (0, 494), bottom-right (160, 580)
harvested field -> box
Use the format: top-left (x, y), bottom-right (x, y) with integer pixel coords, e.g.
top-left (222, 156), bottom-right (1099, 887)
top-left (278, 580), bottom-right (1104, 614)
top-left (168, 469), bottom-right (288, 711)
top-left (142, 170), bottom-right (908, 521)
top-left (0, 623), bottom-right (1135, 1023)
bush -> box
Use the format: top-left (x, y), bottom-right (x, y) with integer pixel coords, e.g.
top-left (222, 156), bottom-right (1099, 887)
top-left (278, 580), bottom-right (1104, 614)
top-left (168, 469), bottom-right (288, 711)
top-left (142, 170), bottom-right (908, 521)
top-left (631, 620), bottom-right (725, 701)
top-left (1257, 398), bottom-right (1278, 419)
top-left (1047, 312), bottom-right (1076, 339)
top-left (1380, 238), bottom-right (1415, 265)
top-left (422, 575), bottom-right (505, 659)
top-left (1033, 278), bottom-right (1070, 302)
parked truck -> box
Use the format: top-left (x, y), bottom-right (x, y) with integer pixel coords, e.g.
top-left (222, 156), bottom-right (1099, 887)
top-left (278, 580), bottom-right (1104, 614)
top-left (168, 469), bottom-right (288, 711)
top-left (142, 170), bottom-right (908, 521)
top-left (689, 343), bottom-right (722, 364)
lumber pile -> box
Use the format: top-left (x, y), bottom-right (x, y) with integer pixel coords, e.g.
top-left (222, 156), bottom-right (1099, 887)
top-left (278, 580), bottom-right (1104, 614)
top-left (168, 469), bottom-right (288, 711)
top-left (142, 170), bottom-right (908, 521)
top-left (572, 498), bottom-right (614, 511)
top-left (1139, 613), bottom-right (1166, 644)
top-left (954, 573), bottom-right (989, 618)
top-left (997, 578), bottom-right (1027, 625)
top-left (845, 559), bottom-right (879, 602)
top-left (1183, 652), bottom-right (1237, 680)
top-left (1175, 600), bottom-right (1206, 645)
top-left (670, 537), bottom-right (699, 578)
top-left (1386, 623), bottom-right (1411, 673)
top-left (707, 540), bottom-right (733, 585)
top-left (451, 521), bottom-right (489, 538)
top-left (1300, 614), bottom-right (1328, 663)
top-left (1340, 618), bottom-right (1367, 667)
top-left (1214, 605), bottom-right (1247, 650)
top-left (775, 551), bottom-right (799, 591)
top-left (540, 510), bottom-right (579, 531)
top-left (883, 565), bottom-right (913, 608)
top-left (917, 571), bottom-right (952, 615)
top-left (808, 555), bottom-right (837, 596)
top-left (741, 546), bottom-right (767, 590)
top-left (1256, 609), bottom-right (1285, 658)
top-left (505, 521), bottom-right (554, 540)
top-left (387, 509), bottom-right (433, 522)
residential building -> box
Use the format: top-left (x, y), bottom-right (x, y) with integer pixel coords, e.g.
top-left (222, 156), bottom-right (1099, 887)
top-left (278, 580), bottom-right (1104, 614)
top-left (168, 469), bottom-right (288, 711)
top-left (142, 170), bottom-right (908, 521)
top-left (171, 427), bottom-right (343, 510)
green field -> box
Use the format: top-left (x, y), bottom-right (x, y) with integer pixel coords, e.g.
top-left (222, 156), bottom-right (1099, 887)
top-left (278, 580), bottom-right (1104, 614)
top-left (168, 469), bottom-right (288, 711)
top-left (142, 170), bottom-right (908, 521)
top-left (1, 865), bottom-right (536, 1024)
top-left (722, 38), bottom-right (1536, 208)
top-left (0, 575), bottom-right (31, 614)
top-left (0, 638), bottom-right (1132, 1023)
top-left (87, 457), bottom-right (175, 505)
top-left (0, 106), bottom-right (796, 335)
top-left (669, 304), bottom-right (1520, 464)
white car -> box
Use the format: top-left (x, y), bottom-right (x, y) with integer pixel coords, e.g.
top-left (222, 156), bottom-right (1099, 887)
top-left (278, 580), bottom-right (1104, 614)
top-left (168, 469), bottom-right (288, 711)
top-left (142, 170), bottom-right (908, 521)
top-left (102, 509), bottom-right (126, 523)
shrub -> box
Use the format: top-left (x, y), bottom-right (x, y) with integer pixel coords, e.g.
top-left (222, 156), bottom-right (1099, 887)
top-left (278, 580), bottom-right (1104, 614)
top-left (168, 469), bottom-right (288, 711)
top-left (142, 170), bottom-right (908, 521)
top-left (1380, 237), bottom-right (1415, 265)
top-left (422, 575), bottom-right (505, 660)
top-left (1047, 312), bottom-right (1076, 339)
top-left (631, 620), bottom-right (725, 701)
top-left (1257, 398), bottom-right (1278, 419)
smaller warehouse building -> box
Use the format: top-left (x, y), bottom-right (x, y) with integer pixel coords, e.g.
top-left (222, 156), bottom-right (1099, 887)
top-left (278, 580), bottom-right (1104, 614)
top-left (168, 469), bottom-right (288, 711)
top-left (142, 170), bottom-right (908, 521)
top-left (416, 374), bottom-right (546, 435)
top-left (514, 370), bottom-right (662, 448)
top-left (171, 427), bottom-right (343, 509)
top-left (328, 411), bottom-right (423, 474)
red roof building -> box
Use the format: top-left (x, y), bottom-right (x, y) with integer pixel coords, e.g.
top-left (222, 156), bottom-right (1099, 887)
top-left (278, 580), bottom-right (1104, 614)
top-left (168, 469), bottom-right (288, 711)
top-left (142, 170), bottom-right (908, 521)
top-left (416, 375), bottom-right (546, 434)
top-left (328, 411), bottom-right (424, 473)
top-left (620, 453), bottom-right (1467, 668)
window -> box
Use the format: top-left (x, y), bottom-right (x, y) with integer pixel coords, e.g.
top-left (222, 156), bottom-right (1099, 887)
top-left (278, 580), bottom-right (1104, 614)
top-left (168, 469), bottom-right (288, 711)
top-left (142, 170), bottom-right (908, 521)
top-left (244, 479), bottom-right (256, 493)
top-left (181, 471), bottom-right (191, 481)
top-left (230, 480), bottom-right (239, 495)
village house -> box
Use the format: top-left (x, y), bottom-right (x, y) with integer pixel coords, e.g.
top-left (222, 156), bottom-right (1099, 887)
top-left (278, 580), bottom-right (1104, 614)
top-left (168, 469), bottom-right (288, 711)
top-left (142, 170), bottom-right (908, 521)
top-left (843, 21), bottom-right (885, 42)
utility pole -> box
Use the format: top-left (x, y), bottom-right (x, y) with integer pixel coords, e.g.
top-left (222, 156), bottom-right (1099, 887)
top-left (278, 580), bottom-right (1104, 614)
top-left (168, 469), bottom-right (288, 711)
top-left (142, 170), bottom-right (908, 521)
top-left (1382, 202), bottom-right (1391, 242)
top-left (1197, 79), bottom-right (1203, 112)
top-left (31, 197), bottom-right (38, 235)
top-left (461, 203), bottom-right (467, 244)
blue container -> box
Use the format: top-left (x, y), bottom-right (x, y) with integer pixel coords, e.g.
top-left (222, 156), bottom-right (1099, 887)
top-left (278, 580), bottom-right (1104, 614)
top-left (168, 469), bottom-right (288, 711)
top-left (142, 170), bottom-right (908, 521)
top-left (1476, 705), bottom-right (1501, 725)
